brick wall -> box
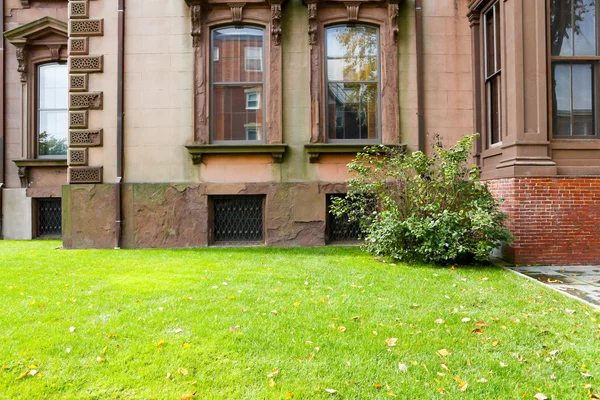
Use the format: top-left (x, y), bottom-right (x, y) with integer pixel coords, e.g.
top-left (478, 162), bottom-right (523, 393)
top-left (486, 177), bottom-right (600, 265)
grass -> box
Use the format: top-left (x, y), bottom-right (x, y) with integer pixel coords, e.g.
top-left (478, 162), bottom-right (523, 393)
top-left (0, 241), bottom-right (599, 399)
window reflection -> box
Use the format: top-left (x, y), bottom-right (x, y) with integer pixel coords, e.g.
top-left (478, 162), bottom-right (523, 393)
top-left (212, 26), bottom-right (264, 142)
top-left (326, 25), bottom-right (379, 141)
top-left (38, 63), bottom-right (68, 157)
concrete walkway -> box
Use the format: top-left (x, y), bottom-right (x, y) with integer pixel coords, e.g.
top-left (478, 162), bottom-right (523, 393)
top-left (507, 266), bottom-right (600, 307)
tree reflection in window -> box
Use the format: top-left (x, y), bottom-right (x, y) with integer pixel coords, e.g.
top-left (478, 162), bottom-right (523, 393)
top-left (326, 25), bottom-right (379, 141)
top-left (38, 63), bottom-right (68, 157)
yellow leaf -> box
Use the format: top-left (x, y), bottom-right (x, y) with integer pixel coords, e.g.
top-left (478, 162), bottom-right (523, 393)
top-left (182, 343), bottom-right (191, 349)
top-left (338, 326), bottom-right (346, 332)
top-left (437, 349), bottom-right (451, 357)
top-left (96, 357), bottom-right (105, 363)
top-left (178, 368), bottom-right (189, 376)
top-left (267, 368), bottom-right (279, 377)
top-left (434, 319), bottom-right (445, 324)
top-left (15, 371), bottom-right (29, 380)
top-left (101, 346), bottom-right (107, 355)
top-left (28, 365), bottom-right (37, 369)
top-left (492, 341), bottom-right (499, 347)
top-left (181, 393), bottom-right (196, 399)
top-left (157, 340), bottom-right (166, 347)
top-left (271, 310), bottom-right (278, 315)
top-left (476, 321), bottom-right (488, 327)
top-left (1, 365), bottom-right (8, 370)
top-left (285, 392), bottom-right (293, 399)
top-left (459, 382), bottom-right (468, 392)
top-left (269, 378), bottom-right (275, 388)
top-left (385, 338), bottom-right (398, 347)
top-left (387, 393), bottom-right (397, 397)
top-left (373, 383), bottom-right (382, 389)
top-left (472, 328), bottom-right (484, 335)
top-left (293, 302), bottom-right (300, 307)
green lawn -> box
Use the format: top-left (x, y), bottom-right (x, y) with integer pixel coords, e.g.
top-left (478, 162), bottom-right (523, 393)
top-left (0, 241), bottom-right (598, 399)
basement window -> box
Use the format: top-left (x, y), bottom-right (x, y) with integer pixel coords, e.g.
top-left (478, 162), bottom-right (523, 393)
top-left (212, 196), bottom-right (264, 244)
top-left (37, 198), bottom-right (62, 238)
top-left (326, 194), bottom-right (362, 243)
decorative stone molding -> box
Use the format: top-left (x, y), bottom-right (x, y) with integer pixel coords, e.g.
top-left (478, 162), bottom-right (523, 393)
top-left (228, 3), bottom-right (246, 22)
top-left (68, 167), bottom-right (103, 184)
top-left (13, 159), bottom-right (68, 188)
top-left (15, 46), bottom-right (27, 83)
top-left (388, 3), bottom-right (399, 42)
top-left (69, 55), bottom-right (103, 73)
top-left (185, 144), bottom-right (287, 164)
top-left (304, 143), bottom-right (406, 163)
top-left (345, 2), bottom-right (360, 21)
top-left (69, 37), bottom-right (89, 55)
top-left (69, 1), bottom-right (89, 19)
top-left (191, 4), bottom-right (202, 48)
top-left (48, 44), bottom-right (62, 61)
top-left (271, 3), bottom-right (282, 46)
top-left (307, 2), bottom-right (318, 45)
top-left (69, 74), bottom-right (89, 92)
top-left (69, 129), bottom-right (103, 147)
top-left (69, 92), bottom-right (103, 110)
top-left (69, 19), bottom-right (104, 36)
top-left (68, 148), bottom-right (88, 166)
top-left (69, 111), bottom-right (89, 128)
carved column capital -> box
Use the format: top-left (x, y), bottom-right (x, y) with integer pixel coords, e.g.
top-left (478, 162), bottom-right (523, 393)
top-left (307, 2), bottom-right (318, 45)
top-left (388, 3), bottom-right (399, 42)
top-left (48, 44), bottom-right (62, 61)
top-left (191, 4), bottom-right (202, 48)
top-left (17, 166), bottom-right (28, 188)
top-left (15, 45), bottom-right (27, 83)
top-left (228, 3), bottom-right (246, 22)
top-left (271, 3), bottom-right (282, 46)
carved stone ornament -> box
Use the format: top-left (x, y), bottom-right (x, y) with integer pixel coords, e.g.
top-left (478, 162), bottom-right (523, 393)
top-left (271, 3), bottom-right (282, 46)
top-left (48, 44), bottom-right (62, 61)
top-left (389, 3), bottom-right (399, 42)
top-left (20, 0), bottom-right (30, 8)
top-left (345, 2), bottom-right (360, 21)
top-left (308, 2), bottom-right (318, 45)
top-left (15, 46), bottom-right (27, 83)
top-left (18, 166), bottom-right (28, 188)
top-left (191, 4), bottom-right (202, 48)
top-left (229, 3), bottom-right (246, 22)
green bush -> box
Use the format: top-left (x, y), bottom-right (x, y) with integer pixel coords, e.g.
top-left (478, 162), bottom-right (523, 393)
top-left (331, 134), bottom-right (512, 264)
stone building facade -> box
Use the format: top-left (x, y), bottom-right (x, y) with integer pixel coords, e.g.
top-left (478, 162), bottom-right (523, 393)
top-left (0, 0), bottom-right (599, 265)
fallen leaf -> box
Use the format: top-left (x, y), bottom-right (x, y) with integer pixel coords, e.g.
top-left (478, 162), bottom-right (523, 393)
top-left (157, 340), bottom-right (166, 347)
top-left (181, 393), bottom-right (196, 400)
top-left (582, 372), bottom-right (594, 378)
top-left (325, 388), bottom-right (337, 394)
top-left (174, 328), bottom-right (183, 333)
top-left (459, 382), bottom-right (468, 392)
top-left (462, 318), bottom-right (471, 323)
top-left (566, 309), bottom-right (575, 314)
top-left (385, 338), bottom-right (398, 347)
top-left (398, 363), bottom-right (408, 372)
top-left (435, 319), bottom-right (445, 324)
top-left (499, 362), bottom-right (508, 367)
top-left (178, 368), bottom-right (189, 376)
top-left (338, 326), bottom-right (346, 332)
top-left (69, 326), bottom-right (76, 333)
top-left (182, 343), bottom-right (191, 349)
top-left (441, 364), bottom-right (449, 371)
top-left (472, 328), bottom-right (484, 334)
top-left (101, 346), bottom-right (107, 355)
top-left (271, 310), bottom-right (278, 315)
top-left (293, 302), bottom-right (300, 307)
top-left (492, 341), bottom-right (499, 347)
top-left (533, 394), bottom-right (548, 400)
top-left (477, 378), bottom-right (487, 383)
top-left (267, 369), bottom-right (279, 377)
top-left (549, 350), bottom-right (560, 356)
top-left (373, 331), bottom-right (378, 336)
top-left (96, 357), bottom-right (105, 363)
top-left (269, 378), bottom-right (275, 388)
top-left (437, 349), bottom-right (452, 357)
top-left (476, 321), bottom-right (488, 327)
top-left (285, 392), bottom-right (293, 399)
top-left (28, 370), bottom-right (38, 376)
top-left (373, 384), bottom-right (382, 389)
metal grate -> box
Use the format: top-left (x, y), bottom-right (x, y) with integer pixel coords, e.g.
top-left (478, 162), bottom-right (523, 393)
top-left (213, 196), bottom-right (264, 243)
top-left (38, 199), bottom-right (62, 237)
top-left (327, 194), bottom-right (362, 243)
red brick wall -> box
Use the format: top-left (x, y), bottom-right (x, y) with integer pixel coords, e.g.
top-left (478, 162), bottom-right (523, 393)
top-left (486, 177), bottom-right (600, 265)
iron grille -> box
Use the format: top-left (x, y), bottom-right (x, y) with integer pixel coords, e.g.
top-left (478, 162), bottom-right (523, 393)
top-left (38, 199), bottom-right (62, 237)
top-left (213, 196), bottom-right (264, 243)
top-left (327, 194), bottom-right (362, 243)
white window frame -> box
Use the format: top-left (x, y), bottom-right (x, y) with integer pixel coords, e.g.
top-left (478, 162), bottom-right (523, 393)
top-left (246, 91), bottom-right (260, 110)
top-left (244, 46), bottom-right (263, 72)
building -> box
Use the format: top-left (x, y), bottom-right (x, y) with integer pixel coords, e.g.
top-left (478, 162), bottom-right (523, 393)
top-left (0, 0), bottom-right (599, 265)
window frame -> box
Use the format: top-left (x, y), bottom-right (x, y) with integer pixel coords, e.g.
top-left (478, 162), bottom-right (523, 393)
top-left (209, 25), bottom-right (267, 144)
top-left (548, 0), bottom-right (600, 139)
top-left (482, 1), bottom-right (502, 148)
top-left (244, 46), bottom-right (263, 72)
top-left (36, 62), bottom-right (69, 159)
top-left (324, 23), bottom-right (382, 144)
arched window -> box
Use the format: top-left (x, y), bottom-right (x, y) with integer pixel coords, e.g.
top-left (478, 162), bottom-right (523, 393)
top-left (325, 25), bottom-right (380, 142)
top-left (211, 26), bottom-right (265, 142)
top-left (37, 63), bottom-right (68, 157)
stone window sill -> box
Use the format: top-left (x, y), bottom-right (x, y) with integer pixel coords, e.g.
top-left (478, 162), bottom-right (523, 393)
top-left (304, 143), bottom-right (406, 163)
top-left (13, 158), bottom-right (68, 188)
top-left (185, 144), bottom-right (287, 164)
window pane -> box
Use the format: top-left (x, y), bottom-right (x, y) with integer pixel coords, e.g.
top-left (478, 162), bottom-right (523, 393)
top-left (574, 0), bottom-right (596, 56)
top-left (326, 26), bottom-right (378, 82)
top-left (572, 63), bottom-right (595, 135)
top-left (39, 110), bottom-right (68, 156)
top-left (553, 63), bottom-right (573, 136)
top-left (212, 27), bottom-right (264, 83)
top-left (485, 7), bottom-right (496, 76)
top-left (551, 0), bottom-right (574, 56)
top-left (486, 75), bottom-right (501, 144)
top-left (39, 63), bottom-right (68, 110)
top-left (327, 83), bottom-right (378, 140)
top-left (213, 85), bottom-right (263, 141)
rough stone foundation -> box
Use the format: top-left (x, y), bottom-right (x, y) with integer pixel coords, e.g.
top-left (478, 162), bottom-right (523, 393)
top-left (487, 177), bottom-right (600, 265)
top-left (62, 182), bottom-right (347, 249)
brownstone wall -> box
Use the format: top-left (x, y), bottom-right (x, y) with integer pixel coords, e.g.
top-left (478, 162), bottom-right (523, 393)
top-left (487, 177), bottom-right (600, 265)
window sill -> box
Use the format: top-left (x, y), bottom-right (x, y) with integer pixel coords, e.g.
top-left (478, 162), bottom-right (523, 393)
top-left (13, 158), bottom-right (68, 188)
top-left (185, 144), bottom-right (287, 164)
top-left (304, 143), bottom-right (406, 163)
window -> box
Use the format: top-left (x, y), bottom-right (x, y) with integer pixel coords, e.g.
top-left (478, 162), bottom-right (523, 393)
top-left (551, 0), bottom-right (599, 138)
top-left (244, 46), bottom-right (263, 72)
top-left (326, 194), bottom-right (361, 243)
top-left (37, 198), bottom-right (62, 237)
top-left (212, 196), bottom-right (264, 243)
top-left (325, 25), bottom-right (380, 142)
top-left (211, 26), bottom-right (265, 142)
top-left (483, 3), bottom-right (501, 145)
top-left (213, 46), bottom-right (220, 62)
top-left (38, 63), bottom-right (68, 158)
top-left (244, 124), bottom-right (261, 140)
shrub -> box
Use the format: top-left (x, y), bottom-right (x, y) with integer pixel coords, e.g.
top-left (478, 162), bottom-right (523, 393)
top-left (330, 134), bottom-right (512, 264)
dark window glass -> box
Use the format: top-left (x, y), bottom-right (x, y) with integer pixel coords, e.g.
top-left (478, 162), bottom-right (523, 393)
top-left (213, 196), bottom-right (264, 243)
top-left (211, 26), bottom-right (264, 142)
top-left (38, 63), bottom-right (68, 157)
top-left (550, 1), bottom-right (598, 138)
top-left (483, 3), bottom-right (502, 145)
top-left (38, 199), bottom-right (62, 237)
top-left (325, 25), bottom-right (379, 142)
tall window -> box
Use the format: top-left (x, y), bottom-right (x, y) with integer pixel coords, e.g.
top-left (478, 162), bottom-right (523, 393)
top-left (325, 25), bottom-right (380, 142)
top-left (551, 0), bottom-right (599, 138)
top-left (38, 63), bottom-right (68, 158)
top-left (211, 26), bottom-right (265, 142)
top-left (484, 3), bottom-right (501, 145)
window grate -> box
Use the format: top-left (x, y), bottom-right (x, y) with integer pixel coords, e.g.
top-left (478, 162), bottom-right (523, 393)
top-left (327, 194), bottom-right (362, 243)
top-left (38, 199), bottom-right (62, 237)
top-left (213, 196), bottom-right (264, 243)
